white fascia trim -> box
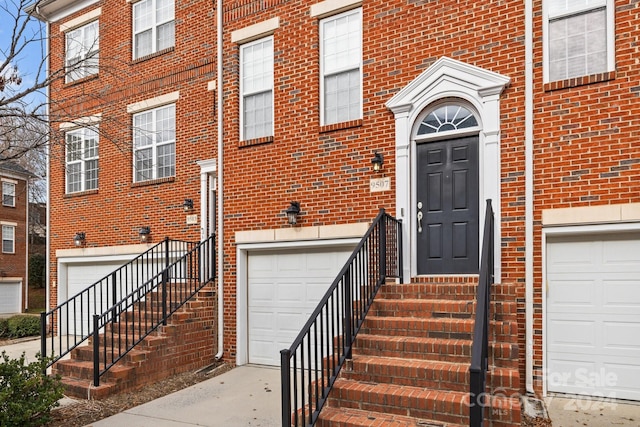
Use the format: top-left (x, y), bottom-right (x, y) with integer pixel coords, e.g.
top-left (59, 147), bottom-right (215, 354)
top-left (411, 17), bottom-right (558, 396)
top-left (56, 243), bottom-right (154, 259)
top-left (0, 221), bottom-right (18, 226)
top-left (127, 91), bottom-right (180, 114)
top-left (310, 0), bottom-right (362, 18)
top-left (231, 17), bottom-right (279, 44)
top-left (0, 277), bottom-right (22, 283)
top-left (1, 178), bottom-right (18, 184)
top-left (59, 7), bottom-right (101, 32)
top-left (59, 113), bottom-right (102, 130)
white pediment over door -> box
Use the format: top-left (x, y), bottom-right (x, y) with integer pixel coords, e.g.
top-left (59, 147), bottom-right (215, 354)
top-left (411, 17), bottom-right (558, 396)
top-left (386, 56), bottom-right (510, 280)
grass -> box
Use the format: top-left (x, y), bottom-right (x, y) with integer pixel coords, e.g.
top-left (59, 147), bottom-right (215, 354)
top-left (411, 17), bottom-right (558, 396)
top-left (27, 286), bottom-right (46, 314)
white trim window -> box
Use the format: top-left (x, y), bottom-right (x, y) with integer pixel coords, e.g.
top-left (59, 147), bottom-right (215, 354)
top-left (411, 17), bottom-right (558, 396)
top-left (65, 20), bottom-right (99, 83)
top-left (133, 104), bottom-right (176, 182)
top-left (133, 0), bottom-right (175, 60)
top-left (2, 225), bottom-right (15, 254)
top-left (545, 0), bottom-right (614, 82)
top-left (320, 8), bottom-right (362, 126)
top-left (66, 128), bottom-right (99, 193)
top-left (2, 182), bottom-right (15, 207)
top-left (240, 37), bottom-right (274, 140)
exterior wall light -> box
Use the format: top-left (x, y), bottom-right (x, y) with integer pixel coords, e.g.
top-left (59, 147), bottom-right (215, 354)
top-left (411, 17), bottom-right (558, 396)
top-left (285, 201), bottom-right (301, 225)
top-left (74, 232), bottom-right (86, 247)
top-left (371, 151), bottom-right (384, 172)
top-left (139, 226), bottom-right (151, 243)
top-left (183, 198), bottom-right (194, 211)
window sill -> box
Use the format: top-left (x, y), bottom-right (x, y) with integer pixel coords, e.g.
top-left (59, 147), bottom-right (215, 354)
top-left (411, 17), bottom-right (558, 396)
top-left (131, 176), bottom-right (175, 188)
top-left (319, 119), bottom-right (363, 133)
top-left (64, 189), bottom-right (98, 198)
top-left (544, 71), bottom-right (616, 92)
top-left (65, 73), bottom-right (99, 87)
top-left (132, 46), bottom-right (175, 64)
top-left (239, 135), bottom-right (274, 148)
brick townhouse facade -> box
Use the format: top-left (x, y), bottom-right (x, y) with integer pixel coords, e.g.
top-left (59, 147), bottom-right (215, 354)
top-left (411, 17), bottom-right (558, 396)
top-left (35, 0), bottom-right (640, 405)
top-left (0, 161), bottom-right (32, 314)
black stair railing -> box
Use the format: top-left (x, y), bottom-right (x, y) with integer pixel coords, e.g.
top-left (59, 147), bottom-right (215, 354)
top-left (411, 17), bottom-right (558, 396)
top-left (40, 237), bottom-right (199, 368)
top-left (90, 233), bottom-right (216, 386)
top-left (470, 200), bottom-right (495, 427)
top-left (280, 209), bottom-right (403, 427)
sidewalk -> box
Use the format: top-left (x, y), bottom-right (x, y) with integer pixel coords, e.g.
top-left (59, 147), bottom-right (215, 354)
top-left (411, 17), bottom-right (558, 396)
top-left (87, 365), bottom-right (280, 427)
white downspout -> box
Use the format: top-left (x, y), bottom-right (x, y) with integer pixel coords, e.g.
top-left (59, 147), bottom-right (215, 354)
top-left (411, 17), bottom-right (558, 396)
top-left (525, 0), bottom-right (535, 394)
top-left (214, 0), bottom-right (224, 361)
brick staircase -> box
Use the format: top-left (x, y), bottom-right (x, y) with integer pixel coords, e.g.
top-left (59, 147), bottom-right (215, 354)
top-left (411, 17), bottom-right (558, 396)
top-left (316, 277), bottom-right (521, 427)
top-left (52, 283), bottom-right (216, 399)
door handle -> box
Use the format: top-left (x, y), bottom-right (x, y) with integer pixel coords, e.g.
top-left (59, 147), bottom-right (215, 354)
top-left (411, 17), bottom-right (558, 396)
top-left (417, 211), bottom-right (423, 233)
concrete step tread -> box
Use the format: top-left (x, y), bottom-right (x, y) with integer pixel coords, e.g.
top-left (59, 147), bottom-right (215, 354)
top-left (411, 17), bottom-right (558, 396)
top-left (319, 406), bottom-right (465, 427)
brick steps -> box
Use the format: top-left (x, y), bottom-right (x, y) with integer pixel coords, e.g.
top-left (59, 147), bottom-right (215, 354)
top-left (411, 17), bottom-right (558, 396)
top-left (52, 283), bottom-right (216, 399)
top-left (315, 278), bottom-right (521, 427)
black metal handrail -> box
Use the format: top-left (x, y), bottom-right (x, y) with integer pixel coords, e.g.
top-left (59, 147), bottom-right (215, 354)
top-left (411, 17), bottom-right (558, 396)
top-left (280, 209), bottom-right (403, 427)
top-left (469, 200), bottom-right (495, 427)
top-left (40, 237), bottom-right (198, 367)
top-left (90, 233), bottom-right (216, 386)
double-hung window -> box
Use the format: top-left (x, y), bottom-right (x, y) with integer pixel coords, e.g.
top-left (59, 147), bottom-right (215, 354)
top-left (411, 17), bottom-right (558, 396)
top-left (133, 0), bottom-right (175, 59)
top-left (2, 182), bottom-right (15, 207)
top-left (320, 8), bottom-right (362, 126)
top-left (2, 225), bottom-right (15, 254)
top-left (545, 0), bottom-right (614, 82)
top-left (133, 104), bottom-right (175, 182)
top-left (66, 128), bottom-right (99, 194)
top-left (65, 20), bottom-right (99, 82)
top-left (240, 37), bottom-right (273, 141)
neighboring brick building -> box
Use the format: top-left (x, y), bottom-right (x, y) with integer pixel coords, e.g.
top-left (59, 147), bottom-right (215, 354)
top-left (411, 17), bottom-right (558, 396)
top-left (0, 160), bottom-right (33, 314)
top-left (35, 0), bottom-right (640, 407)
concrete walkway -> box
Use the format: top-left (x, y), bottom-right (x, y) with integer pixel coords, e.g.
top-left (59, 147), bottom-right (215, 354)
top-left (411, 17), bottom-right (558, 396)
top-left (545, 395), bottom-right (640, 427)
top-left (88, 365), bottom-right (281, 427)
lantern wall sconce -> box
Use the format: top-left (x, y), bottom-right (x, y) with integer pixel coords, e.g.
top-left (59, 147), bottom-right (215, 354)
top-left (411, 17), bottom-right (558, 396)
top-left (285, 201), bottom-right (301, 225)
top-left (139, 226), bottom-right (151, 243)
top-left (74, 232), bottom-right (86, 247)
top-left (371, 151), bottom-right (384, 172)
top-left (183, 198), bottom-right (194, 211)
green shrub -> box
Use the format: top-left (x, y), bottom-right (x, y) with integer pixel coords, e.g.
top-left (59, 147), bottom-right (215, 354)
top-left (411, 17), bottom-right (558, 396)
top-left (0, 319), bottom-right (8, 338)
top-left (0, 351), bottom-right (64, 427)
top-left (6, 315), bottom-right (40, 338)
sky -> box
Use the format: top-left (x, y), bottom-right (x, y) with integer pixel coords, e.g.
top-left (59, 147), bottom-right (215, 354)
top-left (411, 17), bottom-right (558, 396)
top-left (0, 0), bottom-right (47, 101)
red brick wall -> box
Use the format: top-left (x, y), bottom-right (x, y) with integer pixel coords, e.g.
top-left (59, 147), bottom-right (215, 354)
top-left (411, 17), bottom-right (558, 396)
top-left (220, 0), bottom-right (527, 365)
top-left (530, 0), bottom-right (640, 391)
top-left (47, 1), bottom-right (217, 310)
top-left (0, 175), bottom-right (29, 309)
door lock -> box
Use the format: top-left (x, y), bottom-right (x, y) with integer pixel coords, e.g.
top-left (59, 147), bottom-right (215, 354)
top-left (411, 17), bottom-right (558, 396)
top-left (417, 201), bottom-right (423, 233)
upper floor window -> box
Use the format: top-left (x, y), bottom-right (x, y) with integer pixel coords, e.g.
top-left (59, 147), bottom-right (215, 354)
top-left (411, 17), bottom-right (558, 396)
top-left (66, 128), bottom-right (99, 193)
top-left (133, 104), bottom-right (175, 182)
top-left (2, 225), bottom-right (15, 254)
top-left (240, 37), bottom-right (273, 141)
top-left (65, 20), bottom-right (99, 83)
top-left (545, 0), bottom-right (614, 82)
top-left (133, 0), bottom-right (175, 59)
top-left (320, 8), bottom-right (362, 126)
top-left (2, 182), bottom-right (16, 207)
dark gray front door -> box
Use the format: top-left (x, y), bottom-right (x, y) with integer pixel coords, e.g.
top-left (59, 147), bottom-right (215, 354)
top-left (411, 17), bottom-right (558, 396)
top-left (416, 136), bottom-right (479, 274)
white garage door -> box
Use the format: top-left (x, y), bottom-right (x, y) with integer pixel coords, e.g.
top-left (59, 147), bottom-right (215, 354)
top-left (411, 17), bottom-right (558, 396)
top-left (0, 281), bottom-right (21, 314)
top-left (248, 246), bottom-right (354, 366)
top-left (546, 233), bottom-right (640, 401)
top-left (64, 261), bottom-right (132, 335)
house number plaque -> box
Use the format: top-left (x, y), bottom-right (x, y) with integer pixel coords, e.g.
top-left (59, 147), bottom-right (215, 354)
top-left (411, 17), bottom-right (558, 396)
top-left (370, 177), bottom-right (391, 193)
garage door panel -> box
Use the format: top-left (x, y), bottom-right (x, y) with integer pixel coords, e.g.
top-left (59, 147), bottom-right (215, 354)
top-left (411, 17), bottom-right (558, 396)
top-left (603, 321), bottom-right (640, 354)
top-left (547, 233), bottom-right (640, 401)
top-left (0, 282), bottom-right (21, 314)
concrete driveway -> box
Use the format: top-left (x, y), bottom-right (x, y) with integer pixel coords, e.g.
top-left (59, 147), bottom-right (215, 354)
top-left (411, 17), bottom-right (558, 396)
top-left (87, 365), bottom-right (281, 427)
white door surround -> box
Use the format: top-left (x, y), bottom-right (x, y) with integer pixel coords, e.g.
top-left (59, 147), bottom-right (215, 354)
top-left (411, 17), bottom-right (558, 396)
top-left (386, 57), bottom-right (510, 280)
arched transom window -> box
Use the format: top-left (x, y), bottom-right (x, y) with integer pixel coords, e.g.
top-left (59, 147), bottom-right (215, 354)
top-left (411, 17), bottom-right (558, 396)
top-left (416, 104), bottom-right (478, 136)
